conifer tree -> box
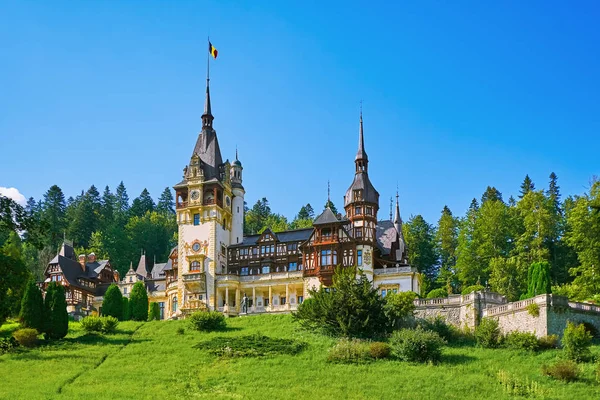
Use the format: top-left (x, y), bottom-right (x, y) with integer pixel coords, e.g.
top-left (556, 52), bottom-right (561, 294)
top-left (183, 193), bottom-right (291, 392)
top-left (122, 297), bottom-right (130, 321)
top-left (324, 199), bottom-right (338, 215)
top-left (403, 215), bottom-right (438, 292)
top-left (148, 302), bottom-right (161, 321)
top-left (44, 282), bottom-right (68, 339)
top-left (19, 280), bottom-right (44, 330)
top-left (102, 284), bottom-right (123, 320)
top-left (130, 189), bottom-right (155, 217)
top-left (129, 281), bottom-right (148, 321)
top-left (526, 261), bottom-right (552, 298)
top-left (435, 206), bottom-right (458, 290)
top-left (115, 181), bottom-right (130, 220)
top-left (157, 188), bottom-right (175, 215)
top-left (41, 185), bottom-right (67, 249)
top-left (101, 185), bottom-right (115, 228)
top-left (519, 175), bottom-right (535, 198)
top-left (481, 186), bottom-right (503, 204)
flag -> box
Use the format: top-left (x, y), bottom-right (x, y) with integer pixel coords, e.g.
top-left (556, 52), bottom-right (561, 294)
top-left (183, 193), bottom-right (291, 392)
top-left (209, 42), bottom-right (218, 59)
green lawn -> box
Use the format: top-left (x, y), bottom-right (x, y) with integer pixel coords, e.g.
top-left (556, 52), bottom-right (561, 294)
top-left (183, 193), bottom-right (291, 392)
top-left (1, 314), bottom-right (599, 399)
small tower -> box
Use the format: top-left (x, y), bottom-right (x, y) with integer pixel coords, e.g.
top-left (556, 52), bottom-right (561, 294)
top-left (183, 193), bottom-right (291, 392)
top-left (230, 148), bottom-right (245, 246)
top-left (393, 191), bottom-right (407, 262)
top-left (344, 111), bottom-right (379, 280)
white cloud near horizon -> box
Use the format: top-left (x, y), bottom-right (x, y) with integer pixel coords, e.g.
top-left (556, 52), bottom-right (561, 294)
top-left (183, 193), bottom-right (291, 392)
top-left (0, 187), bottom-right (27, 206)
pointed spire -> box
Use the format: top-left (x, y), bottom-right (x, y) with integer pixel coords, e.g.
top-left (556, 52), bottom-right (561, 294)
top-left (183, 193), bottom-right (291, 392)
top-left (355, 105), bottom-right (368, 173)
top-left (235, 146), bottom-right (239, 161)
top-left (327, 180), bottom-right (331, 203)
top-left (201, 78), bottom-right (214, 128)
top-left (394, 190), bottom-right (402, 233)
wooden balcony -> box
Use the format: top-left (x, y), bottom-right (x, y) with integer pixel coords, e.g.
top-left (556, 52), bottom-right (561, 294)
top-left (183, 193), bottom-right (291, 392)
top-left (176, 201), bottom-right (188, 209)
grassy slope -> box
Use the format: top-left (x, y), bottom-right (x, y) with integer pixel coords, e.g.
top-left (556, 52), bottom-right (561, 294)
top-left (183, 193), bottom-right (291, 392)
top-left (0, 314), bottom-right (599, 400)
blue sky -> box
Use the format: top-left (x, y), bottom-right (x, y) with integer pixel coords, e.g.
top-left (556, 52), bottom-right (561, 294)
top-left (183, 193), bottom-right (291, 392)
top-left (1, 1), bottom-right (599, 224)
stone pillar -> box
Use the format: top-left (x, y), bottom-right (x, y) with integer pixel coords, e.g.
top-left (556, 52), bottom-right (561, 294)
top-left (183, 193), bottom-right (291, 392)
top-left (286, 284), bottom-right (290, 310)
top-left (252, 287), bottom-right (256, 313)
top-left (235, 288), bottom-right (240, 313)
top-left (268, 286), bottom-right (272, 311)
top-left (225, 287), bottom-right (229, 311)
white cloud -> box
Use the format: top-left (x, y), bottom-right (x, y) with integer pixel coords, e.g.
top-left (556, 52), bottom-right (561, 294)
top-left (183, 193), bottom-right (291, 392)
top-left (0, 187), bottom-right (27, 206)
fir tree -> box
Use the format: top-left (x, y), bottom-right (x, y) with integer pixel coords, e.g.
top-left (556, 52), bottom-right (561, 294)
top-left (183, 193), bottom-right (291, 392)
top-left (296, 204), bottom-right (315, 220)
top-left (115, 181), bottom-right (130, 219)
top-left (324, 199), bottom-right (338, 215)
top-left (19, 280), bottom-right (44, 330)
top-left (102, 284), bottom-right (123, 320)
top-left (100, 185), bottom-right (115, 228)
top-left (44, 282), bottom-right (68, 339)
top-left (526, 261), bottom-right (551, 298)
top-left (481, 186), bottom-right (503, 204)
top-left (41, 185), bottom-right (66, 249)
top-left (157, 187), bottom-right (175, 215)
top-left (130, 189), bottom-right (155, 217)
top-left (519, 174), bottom-right (535, 199)
top-left (129, 281), bottom-right (148, 321)
top-left (435, 206), bottom-right (458, 290)
top-left (403, 215), bottom-right (438, 293)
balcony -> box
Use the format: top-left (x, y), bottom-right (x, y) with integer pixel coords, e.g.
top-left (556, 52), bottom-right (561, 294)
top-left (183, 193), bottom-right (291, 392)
top-left (374, 266), bottom-right (413, 275)
top-left (176, 201), bottom-right (188, 209)
top-left (183, 272), bottom-right (206, 292)
top-left (239, 271), bottom-right (303, 283)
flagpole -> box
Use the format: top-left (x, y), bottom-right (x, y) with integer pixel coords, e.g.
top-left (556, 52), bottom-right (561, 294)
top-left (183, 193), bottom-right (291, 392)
top-left (207, 36), bottom-right (210, 82)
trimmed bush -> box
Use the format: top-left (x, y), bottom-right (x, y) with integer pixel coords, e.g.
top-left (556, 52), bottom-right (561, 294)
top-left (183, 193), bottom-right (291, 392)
top-left (538, 335), bottom-right (559, 350)
top-left (0, 337), bottom-right (19, 354)
top-left (122, 297), bottom-right (130, 321)
top-left (390, 328), bottom-right (446, 363)
top-left (426, 288), bottom-right (448, 299)
top-left (13, 328), bottom-right (39, 348)
top-left (44, 282), bottom-right (69, 340)
top-left (562, 321), bottom-right (592, 362)
top-left (369, 341), bottom-right (391, 359)
top-left (101, 316), bottom-right (119, 334)
top-left (461, 285), bottom-right (484, 295)
top-left (417, 317), bottom-right (455, 342)
top-left (148, 302), bottom-right (161, 321)
top-left (475, 318), bottom-right (501, 348)
top-left (504, 331), bottom-right (539, 352)
top-left (19, 280), bottom-right (44, 331)
top-left (102, 285), bottom-right (123, 320)
top-left (188, 311), bottom-right (226, 332)
top-left (327, 338), bottom-right (372, 363)
top-left (129, 281), bottom-right (149, 321)
top-left (541, 360), bottom-right (579, 382)
top-left (81, 316), bottom-right (103, 333)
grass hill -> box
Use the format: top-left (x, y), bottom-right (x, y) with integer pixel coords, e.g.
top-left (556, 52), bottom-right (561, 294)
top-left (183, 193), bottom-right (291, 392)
top-left (1, 314), bottom-right (599, 399)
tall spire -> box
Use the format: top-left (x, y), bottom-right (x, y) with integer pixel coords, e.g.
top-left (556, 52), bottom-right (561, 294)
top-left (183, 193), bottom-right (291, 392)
top-left (201, 78), bottom-right (214, 129)
top-left (327, 180), bottom-right (331, 203)
top-left (394, 190), bottom-right (402, 234)
top-left (355, 107), bottom-right (368, 173)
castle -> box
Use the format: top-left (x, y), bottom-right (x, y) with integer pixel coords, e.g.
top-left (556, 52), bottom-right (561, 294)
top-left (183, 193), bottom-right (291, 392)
top-left (41, 76), bottom-right (420, 320)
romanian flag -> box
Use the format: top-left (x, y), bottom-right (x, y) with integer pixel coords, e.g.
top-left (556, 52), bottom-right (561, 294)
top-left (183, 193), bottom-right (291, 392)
top-left (209, 42), bottom-right (218, 59)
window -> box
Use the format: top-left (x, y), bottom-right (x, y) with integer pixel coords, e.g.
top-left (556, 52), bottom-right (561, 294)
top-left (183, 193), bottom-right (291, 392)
top-left (355, 206), bottom-right (362, 215)
top-left (288, 262), bottom-right (298, 271)
top-left (241, 267), bottom-right (249, 276)
top-left (322, 228), bottom-right (332, 239)
top-left (265, 297), bottom-right (269, 306)
top-left (281, 297), bottom-right (286, 305)
top-left (252, 247), bottom-right (258, 255)
top-left (124, 287), bottom-right (128, 295)
top-left (190, 261), bottom-right (201, 271)
top-left (357, 250), bottom-right (363, 266)
top-left (129, 276), bottom-right (133, 283)
top-left (333, 250), bottom-right (338, 265)
top-left (262, 265), bottom-right (270, 274)
top-left (321, 250), bottom-right (332, 266)
top-left (355, 228), bottom-right (363, 238)
top-left (287, 243), bottom-right (297, 251)
top-left (381, 289), bottom-right (387, 297)
top-left (237, 206), bottom-right (240, 213)
top-left (172, 296), bottom-right (178, 312)
top-left (366, 206), bottom-right (372, 215)
top-left (193, 213), bottom-right (200, 225)
top-left (298, 296), bottom-right (304, 304)
top-left (159, 302), bottom-right (165, 320)
top-left (393, 288), bottom-right (398, 294)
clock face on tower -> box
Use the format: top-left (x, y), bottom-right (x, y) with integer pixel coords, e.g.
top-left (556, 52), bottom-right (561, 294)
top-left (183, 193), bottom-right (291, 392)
top-left (225, 196), bottom-right (231, 207)
top-left (190, 190), bottom-right (200, 201)
top-left (192, 242), bottom-right (201, 252)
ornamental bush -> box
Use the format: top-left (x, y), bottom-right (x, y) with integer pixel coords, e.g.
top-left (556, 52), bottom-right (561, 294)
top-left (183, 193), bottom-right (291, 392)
top-left (101, 316), bottom-right (119, 334)
top-left (384, 291), bottom-right (417, 330)
top-left (504, 331), bottom-right (539, 352)
top-left (390, 328), bottom-right (446, 363)
top-left (369, 341), bottom-right (391, 359)
top-left (19, 280), bottom-right (44, 331)
top-left (541, 360), bottom-right (579, 382)
top-left (0, 337), bottom-right (19, 354)
top-left (101, 285), bottom-right (123, 320)
top-left (81, 316), bottom-right (103, 333)
top-left (562, 321), bottom-right (592, 362)
top-left (188, 311), bottom-right (226, 332)
top-left (129, 282), bottom-right (149, 321)
top-left (327, 339), bottom-right (372, 363)
top-left (475, 318), bottom-right (502, 348)
top-left (417, 316), bottom-right (455, 343)
top-left (426, 288), bottom-right (448, 299)
top-left (148, 302), bottom-right (161, 321)
top-left (13, 328), bottom-right (39, 348)
top-left (44, 282), bottom-right (68, 340)
top-left (526, 261), bottom-right (551, 298)
top-left (122, 297), bottom-right (130, 321)
top-left (538, 335), bottom-right (559, 350)
top-left (461, 285), bottom-right (485, 295)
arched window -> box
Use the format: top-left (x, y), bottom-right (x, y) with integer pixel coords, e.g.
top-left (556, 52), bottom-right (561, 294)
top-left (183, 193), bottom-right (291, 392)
top-left (172, 296), bottom-right (178, 312)
top-left (190, 261), bottom-right (201, 271)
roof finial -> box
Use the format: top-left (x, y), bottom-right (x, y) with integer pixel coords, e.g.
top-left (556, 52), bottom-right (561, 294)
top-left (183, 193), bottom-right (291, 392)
top-left (355, 102), bottom-right (368, 170)
top-left (235, 145), bottom-right (238, 161)
top-left (389, 196), bottom-right (393, 221)
top-left (327, 180), bottom-right (331, 203)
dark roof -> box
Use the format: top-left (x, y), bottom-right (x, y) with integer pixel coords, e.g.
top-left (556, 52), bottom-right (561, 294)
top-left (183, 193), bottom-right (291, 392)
top-left (146, 279), bottom-right (166, 293)
top-left (376, 220), bottom-right (397, 256)
top-left (313, 207), bottom-right (340, 225)
top-left (151, 261), bottom-right (169, 279)
top-left (95, 283), bottom-right (112, 297)
top-left (49, 253), bottom-right (94, 292)
top-left (356, 113), bottom-right (368, 162)
top-left (344, 172), bottom-right (379, 207)
top-left (230, 228), bottom-right (313, 247)
top-left (135, 253), bottom-right (148, 277)
top-left (190, 128), bottom-right (223, 180)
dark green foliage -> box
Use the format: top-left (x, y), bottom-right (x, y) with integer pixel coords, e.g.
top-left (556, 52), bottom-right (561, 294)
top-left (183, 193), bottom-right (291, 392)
top-left (19, 280), bottom-right (44, 330)
top-left (130, 188), bottom-right (155, 218)
top-left (148, 302), bottom-right (160, 321)
top-left (101, 284), bottom-right (123, 320)
top-left (293, 267), bottom-right (388, 338)
top-left (369, 341), bottom-right (391, 359)
top-left (504, 331), bottom-right (539, 352)
top-left (46, 283), bottom-right (68, 339)
top-left (323, 199), bottom-right (338, 215)
top-left (562, 321), bottom-right (592, 362)
top-left (526, 261), bottom-right (551, 298)
top-left (176, 327), bottom-right (185, 335)
top-left (129, 281), bottom-right (148, 321)
top-left (519, 175), bottom-right (535, 199)
top-left (194, 333), bottom-right (306, 358)
top-left (327, 339), bottom-right (372, 363)
top-left (41, 185), bottom-right (67, 249)
top-left (538, 334), bottom-right (559, 350)
top-left (461, 285), bottom-right (484, 295)
top-left (526, 303), bottom-right (540, 317)
top-left (0, 253), bottom-right (29, 326)
top-left (0, 337), bottom-right (19, 354)
top-left (426, 288), bottom-right (448, 299)
top-left (157, 187), bottom-right (175, 215)
top-left (475, 318), bottom-right (501, 348)
top-left (122, 297), bottom-right (130, 321)
top-left (188, 310), bottom-right (226, 331)
top-left (542, 360), bottom-right (579, 382)
top-left (100, 316), bottom-right (119, 333)
top-left (417, 317), bottom-right (455, 343)
top-left (12, 328), bottom-right (38, 347)
top-left (384, 291), bottom-right (416, 330)
top-left (390, 328), bottom-right (446, 363)
top-left (81, 316), bottom-right (103, 333)
top-left (403, 215), bottom-right (439, 290)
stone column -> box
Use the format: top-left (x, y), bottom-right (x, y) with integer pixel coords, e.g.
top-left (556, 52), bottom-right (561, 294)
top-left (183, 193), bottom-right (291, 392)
top-left (286, 284), bottom-right (290, 310)
top-left (252, 287), bottom-right (256, 313)
top-left (225, 287), bottom-right (229, 312)
top-left (235, 288), bottom-right (240, 313)
top-left (268, 286), bottom-right (272, 312)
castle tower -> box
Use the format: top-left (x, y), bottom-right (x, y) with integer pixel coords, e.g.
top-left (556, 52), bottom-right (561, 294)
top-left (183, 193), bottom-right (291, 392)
top-left (172, 77), bottom-right (238, 313)
top-left (344, 111), bottom-right (379, 281)
top-left (230, 149), bottom-right (245, 246)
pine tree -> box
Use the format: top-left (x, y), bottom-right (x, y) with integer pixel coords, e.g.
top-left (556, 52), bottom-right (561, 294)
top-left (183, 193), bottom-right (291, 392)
top-left (19, 280), bottom-right (44, 330)
top-left (324, 199), bottom-right (338, 215)
top-left (519, 175), bottom-right (535, 199)
top-left (42, 282), bottom-right (56, 336)
top-left (115, 181), bottom-right (130, 221)
top-left (481, 186), bottom-right (503, 204)
top-left (129, 281), bottom-right (148, 321)
top-left (244, 198), bottom-right (271, 234)
top-left (296, 204), bottom-right (315, 220)
top-left (102, 284), bottom-right (123, 320)
top-left (100, 185), bottom-right (115, 229)
top-left (157, 187), bottom-right (175, 215)
top-left (68, 186), bottom-right (102, 248)
top-left (41, 185), bottom-right (67, 249)
top-left (435, 206), bottom-right (458, 290)
top-left (526, 261), bottom-right (551, 298)
top-left (130, 189), bottom-right (155, 217)
top-left (49, 284), bottom-right (68, 339)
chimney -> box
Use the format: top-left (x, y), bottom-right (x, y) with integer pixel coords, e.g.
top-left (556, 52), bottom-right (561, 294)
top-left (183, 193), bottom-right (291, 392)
top-left (78, 254), bottom-right (86, 271)
top-left (88, 252), bottom-right (96, 263)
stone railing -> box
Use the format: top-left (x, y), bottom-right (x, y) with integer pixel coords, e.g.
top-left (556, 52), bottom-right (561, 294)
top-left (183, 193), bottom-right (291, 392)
top-left (240, 271), bottom-right (303, 282)
top-left (485, 295), bottom-right (546, 317)
top-left (216, 274), bottom-right (240, 282)
top-left (374, 266), bottom-right (413, 275)
top-left (568, 301), bottom-right (600, 313)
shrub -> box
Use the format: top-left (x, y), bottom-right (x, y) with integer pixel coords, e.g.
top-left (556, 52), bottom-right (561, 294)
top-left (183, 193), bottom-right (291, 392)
top-left (562, 321), bottom-right (592, 362)
top-left (148, 302), bottom-right (161, 321)
top-left (417, 316), bottom-right (455, 342)
top-left (526, 261), bottom-right (551, 298)
top-left (195, 333), bottom-right (306, 358)
top-left (81, 316), bottom-right (103, 333)
top-left (0, 337), bottom-right (19, 354)
top-left (12, 328), bottom-right (39, 348)
top-left (497, 370), bottom-right (545, 397)
top-left (188, 311), bottom-right (226, 332)
top-left (101, 316), bottom-right (119, 334)
top-left (541, 360), bottom-right (579, 382)
top-left (538, 335), bottom-right (559, 350)
top-left (176, 327), bottom-right (185, 335)
top-left (596, 363), bottom-right (600, 384)
top-left (426, 288), bottom-right (448, 299)
top-left (19, 280), bottom-right (44, 331)
top-left (384, 291), bottom-right (417, 330)
top-left (461, 285), bottom-right (484, 295)
top-left (102, 285), bottom-right (123, 320)
top-left (129, 281), bottom-right (149, 321)
top-left (122, 297), bottom-right (130, 321)
top-left (527, 303), bottom-right (540, 317)
top-left (390, 328), bottom-right (446, 363)
top-left (504, 331), bottom-right (539, 352)
top-left (327, 339), bottom-right (372, 363)
top-left (369, 341), bottom-right (391, 359)
top-left (475, 318), bottom-right (501, 348)
top-left (43, 282), bottom-right (69, 340)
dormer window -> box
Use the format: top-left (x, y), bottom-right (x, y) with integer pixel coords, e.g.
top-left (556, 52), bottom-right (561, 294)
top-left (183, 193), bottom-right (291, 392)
top-left (353, 190), bottom-right (363, 201)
